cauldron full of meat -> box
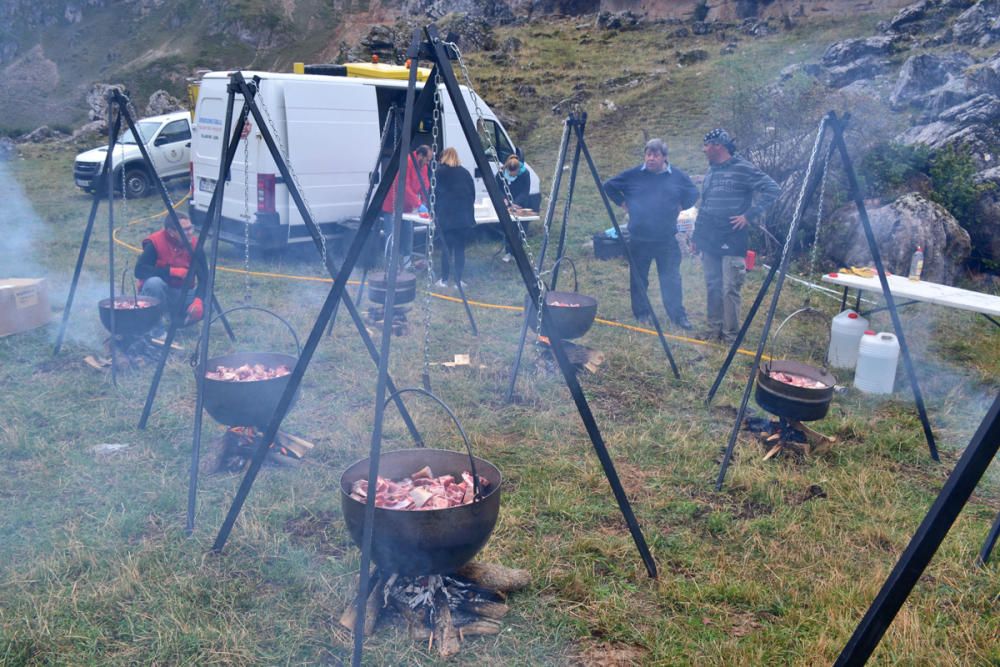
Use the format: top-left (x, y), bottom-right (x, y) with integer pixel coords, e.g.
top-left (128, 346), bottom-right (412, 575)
top-left (340, 448), bottom-right (502, 576)
top-left (528, 291), bottom-right (599, 340)
top-left (98, 296), bottom-right (162, 337)
top-left (201, 351), bottom-right (299, 427)
top-left (368, 271), bottom-right (416, 306)
top-left (755, 360), bottom-right (836, 422)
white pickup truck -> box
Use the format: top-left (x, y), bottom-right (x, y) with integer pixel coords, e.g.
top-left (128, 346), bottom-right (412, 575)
top-left (73, 110), bottom-right (192, 198)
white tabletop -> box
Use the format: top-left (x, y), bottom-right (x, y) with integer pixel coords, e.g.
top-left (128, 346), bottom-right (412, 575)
top-left (821, 272), bottom-right (1000, 317)
top-left (402, 200), bottom-right (540, 226)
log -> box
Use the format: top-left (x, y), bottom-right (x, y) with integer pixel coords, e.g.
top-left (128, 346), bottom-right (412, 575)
top-left (433, 590), bottom-right (461, 658)
top-left (338, 573), bottom-right (385, 636)
top-left (458, 618), bottom-right (502, 637)
top-left (458, 600), bottom-right (509, 619)
top-left (456, 562), bottom-right (531, 592)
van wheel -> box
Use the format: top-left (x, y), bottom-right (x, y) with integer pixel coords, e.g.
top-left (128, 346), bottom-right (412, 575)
top-left (123, 168), bottom-right (151, 198)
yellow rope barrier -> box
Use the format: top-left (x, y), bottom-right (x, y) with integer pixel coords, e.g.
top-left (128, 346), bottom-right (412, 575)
top-left (112, 202), bottom-right (761, 358)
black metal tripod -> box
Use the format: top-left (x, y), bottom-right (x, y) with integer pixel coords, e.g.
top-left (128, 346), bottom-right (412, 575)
top-left (713, 111), bottom-right (939, 491)
top-left (53, 88), bottom-right (235, 387)
top-left (505, 111), bottom-right (681, 402)
top-left (178, 72), bottom-right (428, 534)
top-left (192, 26), bottom-right (657, 667)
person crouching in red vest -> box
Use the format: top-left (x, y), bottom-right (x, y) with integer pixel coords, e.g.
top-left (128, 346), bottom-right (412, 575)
top-left (135, 213), bottom-right (206, 333)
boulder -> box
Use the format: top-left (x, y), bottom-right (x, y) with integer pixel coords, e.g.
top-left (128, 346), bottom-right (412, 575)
top-left (821, 35), bottom-right (898, 68)
top-left (596, 11), bottom-right (645, 31)
top-left (889, 51), bottom-right (975, 109)
top-left (145, 90), bottom-right (185, 116)
top-left (885, 0), bottom-right (970, 36)
top-left (972, 167), bottom-right (1000, 266)
top-left (17, 126), bottom-right (65, 143)
top-left (897, 95), bottom-right (1000, 169)
top-left (825, 55), bottom-right (891, 88)
top-left (824, 193), bottom-right (971, 283)
top-left (950, 0), bottom-right (1000, 47)
top-left (435, 13), bottom-right (496, 51)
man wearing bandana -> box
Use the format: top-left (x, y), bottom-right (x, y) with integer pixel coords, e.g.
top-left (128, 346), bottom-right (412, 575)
top-left (693, 128), bottom-right (780, 343)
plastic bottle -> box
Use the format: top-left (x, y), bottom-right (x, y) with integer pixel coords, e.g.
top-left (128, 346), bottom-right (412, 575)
top-left (908, 245), bottom-right (924, 281)
top-left (854, 330), bottom-right (900, 394)
top-left (828, 309), bottom-right (869, 369)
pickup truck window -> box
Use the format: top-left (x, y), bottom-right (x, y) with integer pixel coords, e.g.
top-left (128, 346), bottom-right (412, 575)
top-left (120, 120), bottom-right (159, 145)
top-left (158, 120), bottom-right (192, 144)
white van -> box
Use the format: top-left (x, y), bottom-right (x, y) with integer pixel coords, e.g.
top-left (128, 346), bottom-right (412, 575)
top-left (73, 110), bottom-right (192, 198)
top-left (188, 65), bottom-right (540, 249)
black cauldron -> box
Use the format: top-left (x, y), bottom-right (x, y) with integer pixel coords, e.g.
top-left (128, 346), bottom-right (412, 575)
top-left (528, 258), bottom-right (598, 340)
top-left (202, 351), bottom-right (299, 427)
top-left (368, 271), bottom-right (416, 306)
top-left (755, 360), bottom-right (836, 423)
top-left (340, 448), bottom-right (502, 576)
top-left (98, 296), bottom-right (162, 337)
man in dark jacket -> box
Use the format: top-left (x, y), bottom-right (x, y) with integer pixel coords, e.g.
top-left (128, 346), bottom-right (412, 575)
top-left (692, 128), bottom-right (780, 343)
top-left (603, 138), bottom-right (699, 328)
top-left (135, 213), bottom-right (206, 333)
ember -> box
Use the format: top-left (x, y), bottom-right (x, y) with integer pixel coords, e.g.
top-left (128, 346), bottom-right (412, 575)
top-left (349, 465), bottom-right (489, 511)
top-left (206, 363), bottom-right (291, 382)
top-left (112, 299), bottom-right (153, 309)
top-left (768, 370), bottom-right (828, 389)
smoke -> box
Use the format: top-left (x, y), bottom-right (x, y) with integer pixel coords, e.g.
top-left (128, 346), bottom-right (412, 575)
top-left (0, 159), bottom-right (109, 348)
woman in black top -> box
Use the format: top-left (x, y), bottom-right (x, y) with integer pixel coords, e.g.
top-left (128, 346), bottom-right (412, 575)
top-left (433, 147), bottom-right (476, 288)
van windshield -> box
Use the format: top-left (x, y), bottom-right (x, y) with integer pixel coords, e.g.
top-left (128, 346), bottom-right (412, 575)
top-left (476, 119), bottom-right (515, 163)
top-left (119, 121), bottom-right (160, 145)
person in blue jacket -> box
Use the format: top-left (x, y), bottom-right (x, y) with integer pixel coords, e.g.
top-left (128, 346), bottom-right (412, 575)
top-left (603, 138), bottom-right (699, 329)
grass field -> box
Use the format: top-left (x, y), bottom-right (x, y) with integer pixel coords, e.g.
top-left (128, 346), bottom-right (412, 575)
top-left (2, 12), bottom-right (1000, 665)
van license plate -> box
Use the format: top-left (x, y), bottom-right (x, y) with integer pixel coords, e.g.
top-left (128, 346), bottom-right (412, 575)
top-left (199, 177), bottom-right (217, 193)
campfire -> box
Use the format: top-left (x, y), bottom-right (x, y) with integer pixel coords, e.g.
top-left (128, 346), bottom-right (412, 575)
top-left (744, 416), bottom-right (836, 460)
top-left (366, 303), bottom-right (410, 336)
top-left (210, 426), bottom-right (313, 473)
top-left (340, 562), bottom-right (530, 658)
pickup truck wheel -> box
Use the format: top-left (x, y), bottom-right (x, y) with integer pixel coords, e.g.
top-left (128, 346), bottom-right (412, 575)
top-left (123, 168), bottom-right (151, 199)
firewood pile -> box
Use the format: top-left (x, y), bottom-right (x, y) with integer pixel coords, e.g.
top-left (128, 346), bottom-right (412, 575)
top-left (366, 305), bottom-right (410, 336)
top-left (743, 416), bottom-right (836, 460)
top-left (339, 562), bottom-right (530, 658)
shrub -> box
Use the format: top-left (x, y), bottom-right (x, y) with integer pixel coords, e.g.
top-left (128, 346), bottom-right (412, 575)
top-left (858, 142), bottom-right (930, 200)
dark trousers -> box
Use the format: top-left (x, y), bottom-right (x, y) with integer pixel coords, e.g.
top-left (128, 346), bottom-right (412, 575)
top-left (628, 238), bottom-right (686, 322)
top-left (439, 229), bottom-right (468, 283)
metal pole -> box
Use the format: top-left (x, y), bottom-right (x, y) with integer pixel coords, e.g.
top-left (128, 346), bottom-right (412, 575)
top-left (977, 508), bottom-right (1000, 566)
top-left (574, 128), bottom-right (680, 378)
top-left (137, 99), bottom-right (254, 429)
top-left (352, 31), bottom-right (422, 667)
top-left (186, 82), bottom-right (236, 534)
top-left (716, 118), bottom-right (831, 490)
top-left (836, 393), bottom-right (1000, 665)
top-left (54, 112), bottom-right (121, 356)
top-left (827, 112), bottom-right (938, 461)
top-left (106, 95), bottom-right (118, 386)
top-left (551, 113), bottom-right (586, 289)
top-left (505, 115), bottom-right (573, 403)
top-left (427, 25), bottom-right (657, 578)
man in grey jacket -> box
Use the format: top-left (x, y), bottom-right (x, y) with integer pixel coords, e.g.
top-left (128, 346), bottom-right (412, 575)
top-left (692, 128), bottom-right (780, 343)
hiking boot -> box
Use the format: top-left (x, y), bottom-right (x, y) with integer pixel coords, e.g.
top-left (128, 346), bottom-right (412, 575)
top-left (671, 315), bottom-right (693, 331)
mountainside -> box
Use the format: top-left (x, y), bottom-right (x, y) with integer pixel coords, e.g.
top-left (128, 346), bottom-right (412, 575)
top-left (0, 0), bottom-right (915, 134)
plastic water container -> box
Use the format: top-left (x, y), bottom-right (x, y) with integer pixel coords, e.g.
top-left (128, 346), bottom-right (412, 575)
top-left (828, 309), bottom-right (869, 369)
top-left (854, 331), bottom-right (900, 394)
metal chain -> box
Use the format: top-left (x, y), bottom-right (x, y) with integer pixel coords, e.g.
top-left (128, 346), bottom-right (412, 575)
top-left (784, 118), bottom-right (829, 290)
top-left (242, 134), bottom-right (252, 303)
top-left (447, 41), bottom-right (546, 336)
top-left (808, 145), bottom-right (832, 279)
top-left (421, 75), bottom-right (443, 384)
top-left (256, 91), bottom-right (329, 271)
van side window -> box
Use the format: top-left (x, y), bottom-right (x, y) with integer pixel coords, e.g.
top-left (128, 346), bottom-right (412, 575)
top-left (159, 120), bottom-right (192, 144)
top-left (476, 119), bottom-right (514, 163)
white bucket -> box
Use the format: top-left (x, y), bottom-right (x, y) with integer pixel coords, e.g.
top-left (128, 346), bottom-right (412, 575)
top-left (854, 331), bottom-right (900, 394)
top-left (828, 309), bottom-right (869, 370)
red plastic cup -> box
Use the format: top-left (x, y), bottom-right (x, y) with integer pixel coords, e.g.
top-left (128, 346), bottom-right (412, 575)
top-left (745, 250), bottom-right (756, 271)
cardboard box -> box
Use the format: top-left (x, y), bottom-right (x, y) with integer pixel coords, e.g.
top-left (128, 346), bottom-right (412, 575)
top-left (0, 278), bottom-right (51, 337)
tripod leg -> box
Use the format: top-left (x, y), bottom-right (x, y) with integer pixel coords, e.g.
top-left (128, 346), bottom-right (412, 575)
top-left (977, 508), bottom-right (1000, 566)
top-left (54, 193), bottom-right (103, 355)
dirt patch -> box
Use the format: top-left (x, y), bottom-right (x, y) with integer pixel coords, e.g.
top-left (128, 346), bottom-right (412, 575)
top-left (284, 509), bottom-right (349, 557)
top-left (572, 641), bottom-right (649, 666)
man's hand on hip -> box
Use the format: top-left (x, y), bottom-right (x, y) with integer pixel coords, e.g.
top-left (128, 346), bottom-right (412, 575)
top-left (729, 214), bottom-right (749, 230)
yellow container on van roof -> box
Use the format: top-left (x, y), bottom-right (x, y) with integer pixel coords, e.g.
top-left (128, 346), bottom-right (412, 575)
top-left (345, 62), bottom-right (431, 82)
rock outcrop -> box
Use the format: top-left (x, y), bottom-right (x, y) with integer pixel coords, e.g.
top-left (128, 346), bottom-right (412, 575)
top-left (824, 193), bottom-right (971, 283)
